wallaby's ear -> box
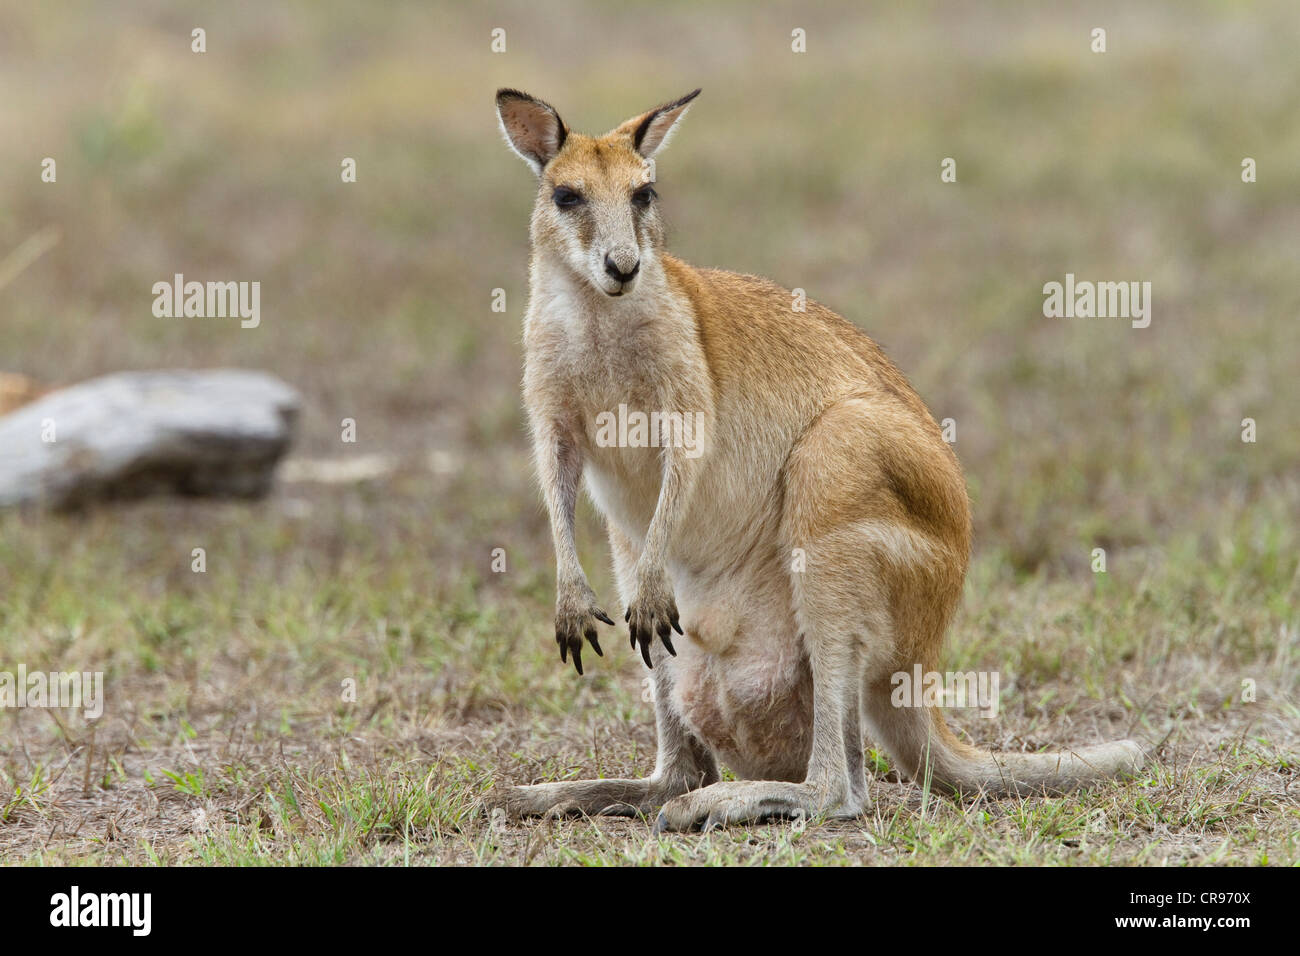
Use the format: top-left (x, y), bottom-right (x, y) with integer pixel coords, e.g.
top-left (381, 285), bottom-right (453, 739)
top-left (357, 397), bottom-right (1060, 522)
top-left (615, 89), bottom-right (701, 159)
top-left (496, 88), bottom-right (568, 175)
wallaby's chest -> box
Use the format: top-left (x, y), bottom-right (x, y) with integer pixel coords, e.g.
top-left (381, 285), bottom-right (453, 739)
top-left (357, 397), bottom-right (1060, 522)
top-left (527, 289), bottom-right (684, 428)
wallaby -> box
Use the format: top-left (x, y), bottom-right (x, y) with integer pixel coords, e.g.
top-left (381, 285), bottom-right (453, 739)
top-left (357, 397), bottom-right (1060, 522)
top-left (494, 87), bottom-right (1147, 831)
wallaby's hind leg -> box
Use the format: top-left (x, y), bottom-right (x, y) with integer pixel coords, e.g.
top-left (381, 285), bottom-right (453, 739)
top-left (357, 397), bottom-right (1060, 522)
top-left (652, 522), bottom-right (881, 832)
top-left (652, 585), bottom-right (870, 831)
top-left (499, 526), bottom-right (719, 819)
top-left (500, 645), bottom-right (718, 818)
top-left (655, 403), bottom-right (908, 832)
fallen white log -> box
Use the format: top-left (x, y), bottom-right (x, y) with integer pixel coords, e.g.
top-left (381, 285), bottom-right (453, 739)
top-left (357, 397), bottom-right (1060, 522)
top-left (0, 369), bottom-right (299, 507)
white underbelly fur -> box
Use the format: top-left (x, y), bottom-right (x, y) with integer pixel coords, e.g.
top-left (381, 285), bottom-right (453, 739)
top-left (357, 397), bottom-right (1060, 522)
top-left (584, 455), bottom-right (814, 780)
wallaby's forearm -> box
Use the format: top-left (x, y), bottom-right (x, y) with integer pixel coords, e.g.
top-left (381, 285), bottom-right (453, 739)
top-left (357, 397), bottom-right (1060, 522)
top-left (533, 420), bottom-right (585, 586)
top-left (530, 412), bottom-right (615, 674)
top-left (637, 443), bottom-right (697, 578)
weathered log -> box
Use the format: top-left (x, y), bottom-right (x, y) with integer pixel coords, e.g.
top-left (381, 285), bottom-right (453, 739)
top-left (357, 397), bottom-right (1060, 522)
top-left (0, 370), bottom-right (299, 508)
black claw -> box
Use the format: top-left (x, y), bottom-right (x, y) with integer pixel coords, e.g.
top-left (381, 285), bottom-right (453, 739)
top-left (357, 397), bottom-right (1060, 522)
top-left (559, 640), bottom-right (568, 664)
top-left (654, 617), bottom-right (677, 656)
top-left (640, 637), bottom-right (653, 669)
top-left (595, 609), bottom-right (615, 627)
top-left (671, 615), bottom-right (683, 636)
top-left (624, 607), bottom-right (631, 623)
top-left (586, 628), bottom-right (602, 657)
top-left (572, 643), bottom-right (583, 675)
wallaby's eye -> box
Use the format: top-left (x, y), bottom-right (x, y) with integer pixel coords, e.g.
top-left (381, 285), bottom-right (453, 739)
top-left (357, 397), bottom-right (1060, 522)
top-left (632, 186), bottom-right (657, 208)
top-left (552, 186), bottom-right (584, 209)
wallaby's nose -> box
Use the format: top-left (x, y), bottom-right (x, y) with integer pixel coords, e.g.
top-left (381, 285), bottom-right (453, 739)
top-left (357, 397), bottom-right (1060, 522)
top-left (604, 254), bottom-right (640, 284)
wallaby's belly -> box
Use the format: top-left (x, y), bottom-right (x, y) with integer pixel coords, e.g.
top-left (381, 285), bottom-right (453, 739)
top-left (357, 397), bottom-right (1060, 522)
top-left (670, 597), bottom-right (814, 781)
top-left (583, 406), bottom-right (816, 780)
top-left (670, 536), bottom-right (814, 781)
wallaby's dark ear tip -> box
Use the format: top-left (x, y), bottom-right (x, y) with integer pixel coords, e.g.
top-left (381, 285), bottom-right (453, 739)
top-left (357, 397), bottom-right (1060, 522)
top-left (496, 88), bottom-right (530, 107)
top-left (631, 89), bottom-right (702, 156)
top-left (669, 89), bottom-right (701, 111)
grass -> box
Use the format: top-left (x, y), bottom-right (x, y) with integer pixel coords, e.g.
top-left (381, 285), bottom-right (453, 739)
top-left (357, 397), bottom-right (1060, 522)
top-left (1, 0), bottom-right (1297, 865)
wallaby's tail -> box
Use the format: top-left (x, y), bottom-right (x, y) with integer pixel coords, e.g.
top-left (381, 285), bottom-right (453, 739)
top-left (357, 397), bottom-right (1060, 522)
top-left (864, 676), bottom-right (1148, 795)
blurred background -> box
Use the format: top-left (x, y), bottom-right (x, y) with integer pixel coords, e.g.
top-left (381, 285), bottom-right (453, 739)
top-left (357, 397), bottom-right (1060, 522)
top-left (0, 1), bottom-right (1295, 864)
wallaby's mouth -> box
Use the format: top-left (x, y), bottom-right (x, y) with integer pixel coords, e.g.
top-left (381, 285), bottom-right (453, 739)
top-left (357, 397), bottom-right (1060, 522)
top-left (598, 253), bottom-right (640, 297)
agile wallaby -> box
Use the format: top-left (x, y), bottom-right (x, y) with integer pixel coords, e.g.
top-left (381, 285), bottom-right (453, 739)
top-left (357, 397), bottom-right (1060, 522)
top-left (495, 87), bottom-right (1147, 832)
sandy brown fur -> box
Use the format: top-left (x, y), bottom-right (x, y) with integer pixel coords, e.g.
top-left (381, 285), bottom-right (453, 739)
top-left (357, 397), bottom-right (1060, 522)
top-left (494, 88), bottom-right (1147, 830)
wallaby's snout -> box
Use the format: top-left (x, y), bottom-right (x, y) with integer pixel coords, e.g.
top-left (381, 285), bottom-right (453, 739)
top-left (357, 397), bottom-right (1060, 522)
top-left (603, 250), bottom-right (640, 295)
top-left (496, 87), bottom-right (700, 301)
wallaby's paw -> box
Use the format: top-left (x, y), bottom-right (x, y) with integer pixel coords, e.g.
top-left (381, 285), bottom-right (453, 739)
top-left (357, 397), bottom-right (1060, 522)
top-left (653, 780), bottom-right (861, 833)
top-left (625, 567), bottom-right (682, 668)
top-left (493, 779), bottom-right (662, 820)
top-left (554, 582), bottom-right (615, 675)
top-left (1114, 738), bottom-right (1153, 776)
top-left (495, 783), bottom-right (577, 820)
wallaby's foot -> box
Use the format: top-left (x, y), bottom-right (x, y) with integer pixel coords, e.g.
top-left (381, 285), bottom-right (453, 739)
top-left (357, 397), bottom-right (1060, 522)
top-left (497, 777), bottom-right (683, 820)
top-left (652, 780), bottom-right (866, 833)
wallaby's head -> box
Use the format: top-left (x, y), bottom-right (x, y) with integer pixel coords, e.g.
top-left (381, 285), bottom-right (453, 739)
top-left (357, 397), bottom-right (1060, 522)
top-left (496, 88), bottom-right (699, 299)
